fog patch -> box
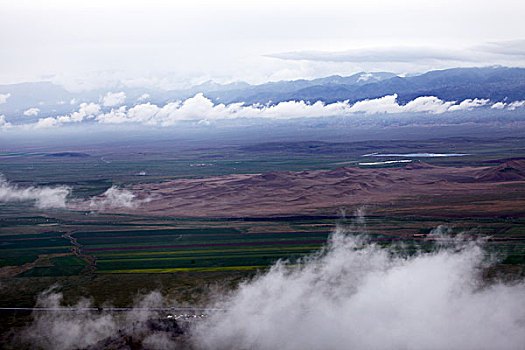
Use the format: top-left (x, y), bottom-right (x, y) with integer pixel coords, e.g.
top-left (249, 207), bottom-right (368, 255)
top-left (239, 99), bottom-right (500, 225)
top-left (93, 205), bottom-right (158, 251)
top-left (13, 289), bottom-right (184, 350)
top-left (0, 175), bottom-right (150, 212)
top-left (0, 175), bottom-right (71, 209)
top-left (89, 185), bottom-right (145, 210)
top-left (193, 224), bottom-right (525, 350)
top-left (17, 288), bottom-right (118, 350)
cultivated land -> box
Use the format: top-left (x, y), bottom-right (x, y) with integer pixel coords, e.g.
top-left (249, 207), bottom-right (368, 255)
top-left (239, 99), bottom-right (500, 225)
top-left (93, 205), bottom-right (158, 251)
top-left (1, 135), bottom-right (524, 340)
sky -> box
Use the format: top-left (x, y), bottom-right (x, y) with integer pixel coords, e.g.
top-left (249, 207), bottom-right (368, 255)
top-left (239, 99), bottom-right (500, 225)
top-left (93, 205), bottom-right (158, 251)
top-left (1, 0), bottom-right (525, 90)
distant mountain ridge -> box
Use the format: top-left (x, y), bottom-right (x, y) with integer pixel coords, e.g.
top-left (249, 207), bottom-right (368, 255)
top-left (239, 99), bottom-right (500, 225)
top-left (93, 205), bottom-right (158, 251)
top-left (196, 66), bottom-right (525, 104)
top-left (1, 66), bottom-right (525, 116)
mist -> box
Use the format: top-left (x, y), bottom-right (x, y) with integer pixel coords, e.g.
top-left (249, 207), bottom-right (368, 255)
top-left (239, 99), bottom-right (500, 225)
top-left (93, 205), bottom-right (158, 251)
top-left (193, 225), bottom-right (525, 350)
top-left (0, 176), bottom-right (146, 212)
top-left (0, 175), bottom-right (71, 209)
top-left (88, 185), bottom-right (145, 210)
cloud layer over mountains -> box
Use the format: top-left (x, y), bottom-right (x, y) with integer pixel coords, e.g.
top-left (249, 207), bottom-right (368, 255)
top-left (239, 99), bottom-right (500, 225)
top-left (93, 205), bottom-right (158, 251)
top-left (3, 93), bottom-right (522, 130)
top-left (1, 67), bottom-right (524, 131)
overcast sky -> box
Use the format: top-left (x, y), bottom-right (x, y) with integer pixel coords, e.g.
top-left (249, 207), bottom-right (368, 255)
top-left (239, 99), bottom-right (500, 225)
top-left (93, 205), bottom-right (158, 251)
top-left (1, 0), bottom-right (525, 90)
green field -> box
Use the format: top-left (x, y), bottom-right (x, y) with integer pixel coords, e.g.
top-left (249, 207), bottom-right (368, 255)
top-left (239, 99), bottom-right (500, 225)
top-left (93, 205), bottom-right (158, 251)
top-left (1, 215), bottom-right (524, 278)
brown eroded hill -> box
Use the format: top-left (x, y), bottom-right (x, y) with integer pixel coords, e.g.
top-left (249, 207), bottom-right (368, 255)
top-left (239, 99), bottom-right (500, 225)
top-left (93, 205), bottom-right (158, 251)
top-left (125, 161), bottom-right (525, 218)
top-left (476, 159), bottom-right (525, 182)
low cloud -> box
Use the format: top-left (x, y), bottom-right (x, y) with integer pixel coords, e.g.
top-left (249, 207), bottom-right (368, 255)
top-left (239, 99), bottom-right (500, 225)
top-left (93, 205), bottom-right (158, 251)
top-left (0, 175), bottom-right (71, 209)
top-left (95, 93), bottom-right (494, 126)
top-left (193, 225), bottom-right (525, 350)
top-left (56, 102), bottom-right (100, 123)
top-left (507, 100), bottom-right (525, 110)
top-left (23, 107), bottom-right (40, 116)
top-left (7, 94), bottom-right (523, 130)
top-left (88, 185), bottom-right (146, 210)
top-left (489, 100), bottom-right (525, 111)
top-left (348, 94), bottom-right (456, 114)
top-left (0, 93), bottom-right (11, 104)
top-left (447, 98), bottom-right (490, 111)
top-left (33, 117), bottom-right (60, 129)
top-left (491, 101), bottom-right (506, 109)
top-left (102, 91), bottom-right (126, 107)
top-left (32, 102), bottom-right (101, 129)
top-left (13, 289), bottom-right (182, 350)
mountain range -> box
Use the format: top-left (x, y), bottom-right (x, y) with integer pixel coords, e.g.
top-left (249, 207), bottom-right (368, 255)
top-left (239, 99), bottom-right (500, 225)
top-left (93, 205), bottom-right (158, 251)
top-left (1, 66), bottom-right (524, 117)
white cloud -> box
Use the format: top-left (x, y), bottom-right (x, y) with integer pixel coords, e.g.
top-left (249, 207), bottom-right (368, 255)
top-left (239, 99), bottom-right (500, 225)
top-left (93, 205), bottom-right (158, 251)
top-left (0, 175), bottom-right (71, 209)
top-left (7, 94), bottom-right (513, 130)
top-left (95, 106), bottom-right (129, 124)
top-left (491, 102), bottom-right (506, 109)
top-left (507, 100), bottom-right (525, 110)
top-left (0, 115), bottom-right (12, 130)
top-left (32, 102), bottom-right (100, 128)
top-left (23, 107), bottom-right (40, 116)
top-left (347, 94), bottom-right (402, 113)
top-left (89, 186), bottom-right (142, 210)
top-left (33, 117), bottom-right (60, 129)
top-left (445, 98), bottom-right (489, 112)
top-left (137, 93), bottom-right (150, 102)
top-left (102, 91), bottom-right (126, 107)
top-left (21, 288), bottom-right (119, 350)
top-left (193, 225), bottom-right (525, 350)
top-left (0, 93), bottom-right (11, 104)
top-left (57, 102), bottom-right (101, 123)
top-left (357, 73), bottom-right (373, 82)
top-left (94, 93), bottom-right (496, 125)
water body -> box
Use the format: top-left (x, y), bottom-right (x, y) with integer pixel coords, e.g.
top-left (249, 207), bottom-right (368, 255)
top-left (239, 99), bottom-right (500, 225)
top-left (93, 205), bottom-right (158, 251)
top-left (359, 160), bottom-right (412, 166)
top-left (363, 153), bottom-right (470, 157)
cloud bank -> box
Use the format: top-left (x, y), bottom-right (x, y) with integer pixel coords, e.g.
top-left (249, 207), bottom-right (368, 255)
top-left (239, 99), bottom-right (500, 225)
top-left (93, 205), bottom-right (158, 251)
top-left (0, 175), bottom-right (71, 209)
top-left (94, 93), bottom-right (496, 126)
top-left (6, 93), bottom-right (523, 130)
top-left (193, 225), bottom-right (525, 350)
